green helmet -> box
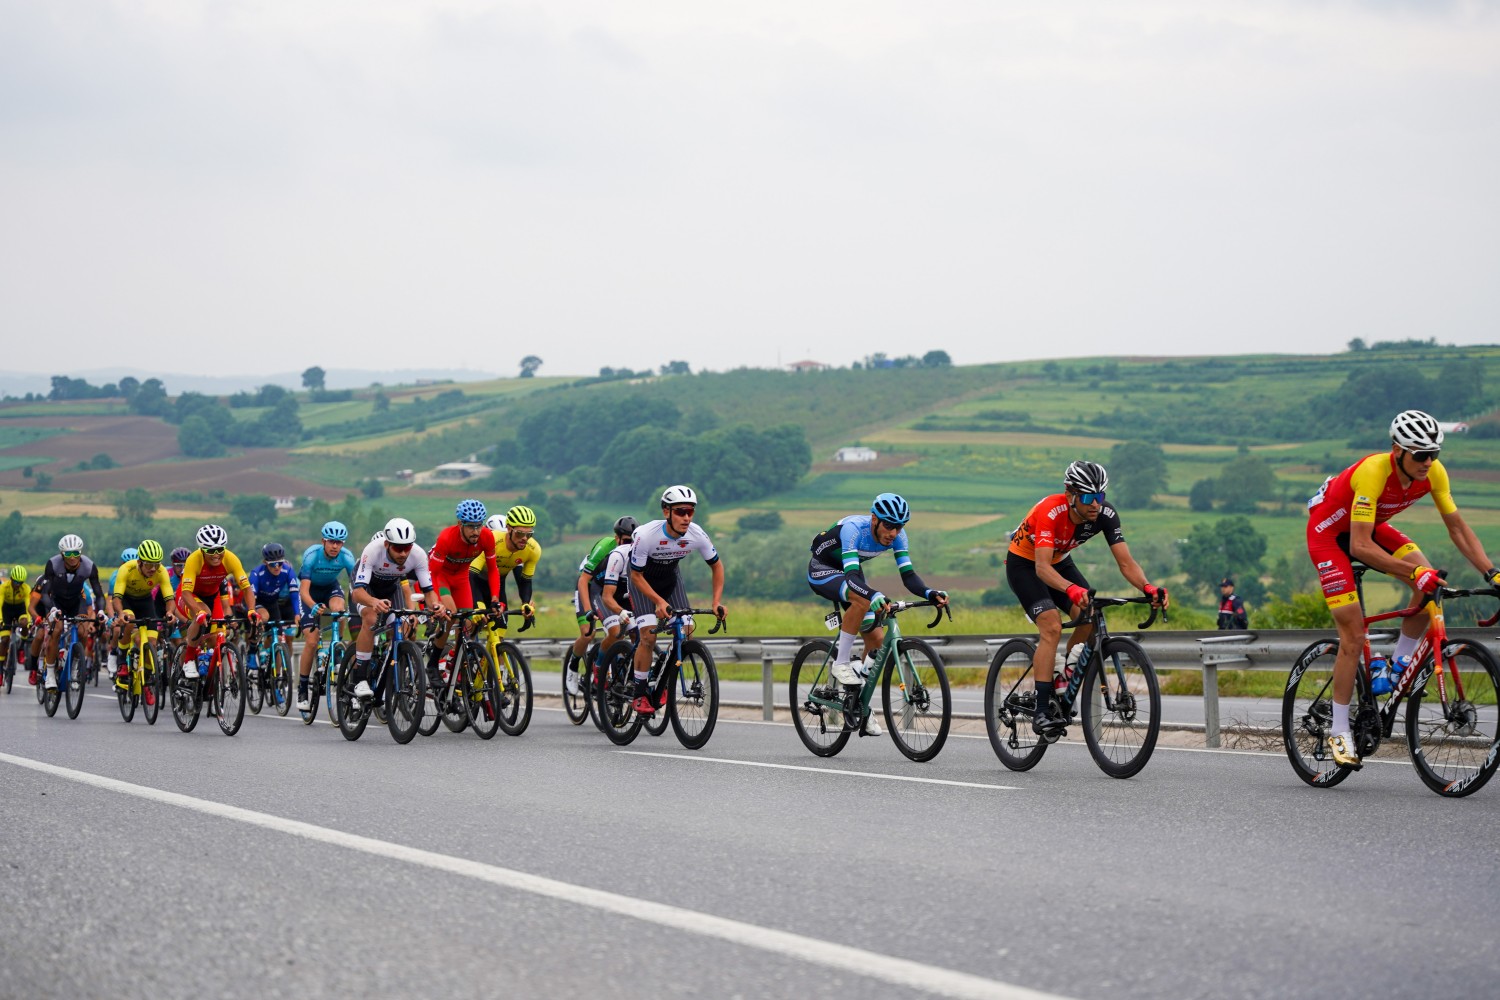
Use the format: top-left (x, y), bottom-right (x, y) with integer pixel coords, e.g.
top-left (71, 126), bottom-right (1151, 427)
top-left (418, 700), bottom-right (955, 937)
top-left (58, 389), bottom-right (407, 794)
top-left (137, 539), bottom-right (164, 563)
top-left (8, 564), bottom-right (26, 583)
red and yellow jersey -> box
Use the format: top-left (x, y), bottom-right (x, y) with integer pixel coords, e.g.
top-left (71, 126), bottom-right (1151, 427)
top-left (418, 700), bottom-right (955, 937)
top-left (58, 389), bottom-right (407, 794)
top-left (179, 549), bottom-right (251, 600)
top-left (1007, 493), bottom-right (1126, 564)
top-left (1307, 453), bottom-right (1456, 536)
top-left (112, 559), bottom-right (175, 600)
top-left (471, 536), bottom-right (541, 579)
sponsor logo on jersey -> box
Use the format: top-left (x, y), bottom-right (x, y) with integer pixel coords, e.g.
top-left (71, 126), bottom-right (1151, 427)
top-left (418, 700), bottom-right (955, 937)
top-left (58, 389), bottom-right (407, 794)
top-left (1351, 494), bottom-right (1374, 517)
top-left (1316, 560), bottom-right (1333, 569)
top-left (678, 541), bottom-right (689, 548)
top-left (1313, 507), bottom-right (1347, 534)
top-left (1047, 504), bottom-right (1069, 519)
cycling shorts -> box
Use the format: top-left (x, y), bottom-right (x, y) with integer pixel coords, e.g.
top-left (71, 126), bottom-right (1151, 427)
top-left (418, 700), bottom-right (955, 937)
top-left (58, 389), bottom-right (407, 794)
top-left (574, 580), bottom-right (625, 631)
top-left (258, 596), bottom-right (296, 623)
top-left (1005, 554), bottom-right (1089, 623)
top-left (630, 578), bottom-right (689, 631)
top-left (1307, 522), bottom-right (1419, 609)
top-left (118, 593), bottom-right (158, 623)
top-left (806, 562), bottom-right (879, 631)
top-left (178, 592), bottom-right (225, 620)
top-left (435, 566), bottom-right (478, 609)
top-left (307, 583), bottom-right (344, 606)
top-left (2, 606), bottom-right (28, 629)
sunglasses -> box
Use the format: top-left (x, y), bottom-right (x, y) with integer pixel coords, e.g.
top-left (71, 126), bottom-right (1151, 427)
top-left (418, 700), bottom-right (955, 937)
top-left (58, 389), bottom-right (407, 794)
top-left (1076, 491), bottom-right (1106, 505)
top-left (669, 506), bottom-right (696, 517)
top-left (1408, 449), bottom-right (1440, 463)
top-left (140, 560), bottom-right (160, 570)
top-left (509, 530), bottom-right (534, 540)
top-left (202, 547), bottom-right (225, 555)
top-left (387, 543), bottom-right (413, 554)
top-left (61, 550), bottom-right (82, 558)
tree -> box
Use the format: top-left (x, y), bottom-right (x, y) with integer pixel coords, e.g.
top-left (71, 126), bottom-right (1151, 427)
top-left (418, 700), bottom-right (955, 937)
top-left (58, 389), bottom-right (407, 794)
top-left (114, 487), bottom-right (156, 524)
top-left (1188, 478), bottom-right (1217, 513)
top-left (659, 360), bottom-right (691, 376)
top-left (1108, 442), bottom-right (1167, 507)
top-left (302, 366), bottom-right (327, 391)
top-left (1216, 453), bottom-right (1276, 513)
top-left (128, 378), bottom-right (169, 416)
top-left (360, 478), bottom-right (384, 499)
top-left (178, 415), bottom-right (225, 457)
top-left (548, 493), bottom-right (580, 533)
top-left (519, 356), bottom-right (543, 378)
top-left (372, 390), bottom-right (391, 413)
top-left (229, 495), bottom-right (278, 529)
top-left (737, 510), bottom-right (784, 532)
top-left (118, 376), bottom-right (140, 400)
top-left (1179, 516), bottom-right (1268, 601)
top-left (1347, 338), bottom-right (1367, 352)
top-left (922, 350), bottom-right (952, 367)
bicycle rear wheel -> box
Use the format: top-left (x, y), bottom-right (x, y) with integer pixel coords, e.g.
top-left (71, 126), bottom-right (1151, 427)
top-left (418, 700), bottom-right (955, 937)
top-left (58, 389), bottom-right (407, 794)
top-left (170, 662), bottom-right (202, 733)
top-left (1081, 637), bottom-right (1160, 778)
top-left (984, 639), bottom-right (1048, 771)
top-left (141, 644), bottom-right (161, 726)
top-left (595, 640), bottom-right (642, 746)
top-left (790, 640), bottom-right (850, 757)
top-left (3, 641), bottom-right (17, 694)
top-left (216, 644), bottom-right (247, 736)
top-left (64, 643), bottom-right (87, 719)
top-left (246, 644), bottom-right (263, 715)
top-left (669, 639), bottom-right (718, 750)
top-left (460, 644), bottom-right (500, 740)
top-left (882, 638), bottom-right (950, 762)
top-left (1405, 640), bottom-right (1500, 797)
top-left (1282, 639), bottom-right (1354, 788)
top-left (386, 641), bottom-right (425, 744)
top-left (495, 641), bottom-right (533, 736)
top-left (117, 651), bottom-right (138, 723)
top-left (562, 647), bottom-right (591, 725)
top-left (270, 643), bottom-right (292, 717)
top-left (440, 652), bottom-right (470, 734)
top-left (334, 656), bottom-right (370, 741)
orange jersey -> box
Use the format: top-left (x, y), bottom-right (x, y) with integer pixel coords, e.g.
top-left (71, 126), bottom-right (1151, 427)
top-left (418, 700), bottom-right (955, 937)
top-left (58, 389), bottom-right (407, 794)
top-left (1307, 453), bottom-right (1455, 537)
top-left (1007, 493), bottom-right (1125, 563)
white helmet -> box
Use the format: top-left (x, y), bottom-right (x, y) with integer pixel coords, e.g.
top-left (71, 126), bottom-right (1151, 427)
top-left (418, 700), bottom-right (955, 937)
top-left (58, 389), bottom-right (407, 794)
top-left (484, 513), bottom-right (507, 534)
top-left (196, 523), bottom-right (229, 549)
top-left (1390, 410), bottom-right (1443, 453)
top-left (57, 534), bottom-right (84, 554)
top-left (370, 530), bottom-right (386, 543)
top-left (383, 517), bottom-right (416, 545)
top-left (661, 484), bottom-right (698, 507)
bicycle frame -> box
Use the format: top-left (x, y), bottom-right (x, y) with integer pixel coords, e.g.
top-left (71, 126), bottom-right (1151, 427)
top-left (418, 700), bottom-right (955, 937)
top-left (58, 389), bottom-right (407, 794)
top-left (804, 601), bottom-right (947, 729)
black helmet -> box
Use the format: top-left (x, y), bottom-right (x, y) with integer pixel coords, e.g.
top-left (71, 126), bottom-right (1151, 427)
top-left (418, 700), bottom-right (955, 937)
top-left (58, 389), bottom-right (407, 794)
top-left (613, 515), bottom-right (639, 537)
top-left (262, 542), bottom-right (285, 562)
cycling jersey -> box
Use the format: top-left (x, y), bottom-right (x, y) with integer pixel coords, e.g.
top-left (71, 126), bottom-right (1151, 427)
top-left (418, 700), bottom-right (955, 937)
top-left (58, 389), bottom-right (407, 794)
top-left (601, 543), bottom-right (633, 606)
top-left (37, 555), bottom-right (104, 615)
top-left (1, 580), bottom-right (31, 626)
top-left (470, 536), bottom-right (541, 581)
top-left (1307, 453), bottom-right (1456, 536)
top-left (112, 559), bottom-right (174, 601)
top-left (432, 525), bottom-right (500, 596)
top-left (629, 520), bottom-right (719, 592)
top-left (577, 535), bottom-right (617, 585)
top-left (249, 561), bottom-right (302, 615)
top-left (180, 549), bottom-right (251, 601)
top-left (1007, 494), bottom-right (1125, 563)
top-left (353, 538), bottom-right (433, 593)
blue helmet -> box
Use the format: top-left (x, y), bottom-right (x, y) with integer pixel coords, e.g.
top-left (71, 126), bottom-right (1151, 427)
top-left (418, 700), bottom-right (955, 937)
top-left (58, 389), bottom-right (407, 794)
top-left (871, 493), bottom-right (910, 526)
top-left (120, 547), bottom-right (138, 563)
top-left (321, 520), bottom-right (348, 542)
top-left (456, 498), bottom-right (487, 524)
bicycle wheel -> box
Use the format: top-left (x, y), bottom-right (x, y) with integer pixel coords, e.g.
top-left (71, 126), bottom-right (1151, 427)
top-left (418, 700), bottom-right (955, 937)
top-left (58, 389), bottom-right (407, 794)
top-left (1079, 638), bottom-right (1160, 778)
top-left (216, 644), bottom-right (247, 736)
top-left (385, 640), bottom-right (425, 745)
top-left (270, 643), bottom-right (292, 717)
top-left (141, 643), bottom-right (161, 726)
top-left (1282, 639), bottom-right (1354, 788)
top-left (494, 641), bottom-right (533, 736)
top-left (326, 641), bottom-right (349, 726)
top-left (595, 640), bottom-right (643, 746)
top-left (667, 639), bottom-right (718, 750)
top-left (334, 656), bottom-right (370, 742)
top-left (244, 644), bottom-right (263, 715)
top-left (117, 651), bottom-right (138, 723)
top-left (417, 647), bottom-right (445, 737)
top-left (300, 652), bottom-right (324, 726)
top-left (170, 661), bottom-right (202, 733)
top-left (462, 643), bottom-right (501, 740)
top-left (880, 638), bottom-right (950, 762)
top-left (64, 642), bottom-right (87, 719)
top-left (790, 640), bottom-right (851, 757)
top-left (3, 641), bottom-right (16, 695)
top-left (984, 639), bottom-right (1047, 771)
top-left (439, 648), bottom-right (469, 734)
top-left (1405, 640), bottom-right (1500, 797)
top-left (562, 647), bottom-right (591, 725)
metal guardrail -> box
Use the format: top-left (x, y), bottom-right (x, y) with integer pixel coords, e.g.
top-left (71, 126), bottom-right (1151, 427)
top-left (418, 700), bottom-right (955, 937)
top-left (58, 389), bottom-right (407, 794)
top-left (515, 628), bottom-right (1500, 748)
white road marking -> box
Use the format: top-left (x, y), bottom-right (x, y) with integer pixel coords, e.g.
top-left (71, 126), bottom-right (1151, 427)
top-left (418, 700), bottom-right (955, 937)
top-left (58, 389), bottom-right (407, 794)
top-left (0, 751), bottom-right (1065, 1000)
top-left (615, 750), bottom-right (1022, 788)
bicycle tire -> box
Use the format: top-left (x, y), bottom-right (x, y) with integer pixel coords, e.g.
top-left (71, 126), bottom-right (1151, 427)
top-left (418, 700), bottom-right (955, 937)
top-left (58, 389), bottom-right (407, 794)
top-left (300, 651), bottom-right (324, 726)
top-left (790, 639), bottom-right (850, 757)
top-left (171, 661), bottom-right (202, 733)
top-left (439, 647), bottom-right (469, 734)
top-left (644, 646), bottom-right (671, 737)
top-left (270, 642), bottom-right (292, 717)
top-left (216, 644), bottom-right (247, 736)
top-left (385, 640), bottom-right (425, 745)
top-left (334, 653), bottom-right (370, 742)
top-left (880, 638), bottom-right (950, 762)
top-left (668, 639), bottom-right (718, 750)
top-left (117, 650), bottom-right (138, 723)
top-left (245, 642), bottom-right (263, 715)
top-left (64, 642), bottom-right (86, 719)
top-left (462, 643), bottom-right (501, 740)
top-left (141, 643), bottom-right (161, 726)
top-left (1079, 637), bottom-right (1160, 778)
top-left (1406, 639), bottom-right (1500, 797)
top-left (1282, 639), bottom-right (1355, 788)
top-left (3, 641), bottom-right (16, 695)
top-left (494, 641), bottom-right (533, 736)
top-left (596, 639), bottom-right (642, 746)
top-left (984, 638), bottom-right (1048, 771)
top-left (326, 640), bottom-right (348, 724)
top-left (562, 647), bottom-right (591, 725)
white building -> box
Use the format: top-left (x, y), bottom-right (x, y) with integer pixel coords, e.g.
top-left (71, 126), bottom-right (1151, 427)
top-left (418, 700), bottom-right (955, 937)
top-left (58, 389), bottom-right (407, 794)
top-left (833, 446), bottom-right (878, 463)
top-left (1437, 421), bottom-right (1469, 434)
top-left (414, 461), bottom-right (494, 484)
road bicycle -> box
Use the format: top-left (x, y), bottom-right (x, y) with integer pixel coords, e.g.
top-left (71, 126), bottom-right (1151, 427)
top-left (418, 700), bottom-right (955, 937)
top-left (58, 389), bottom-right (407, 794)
top-left (168, 616), bottom-right (248, 736)
top-left (40, 613), bottom-right (95, 720)
top-left (984, 593), bottom-right (1165, 778)
top-left (791, 599), bottom-right (952, 762)
top-left (246, 617), bottom-right (295, 717)
top-left (596, 608), bottom-right (723, 749)
top-left (330, 608), bottom-right (427, 744)
top-left (1283, 566), bottom-right (1500, 797)
top-left (114, 615), bottom-right (169, 725)
top-left (420, 608), bottom-right (499, 739)
top-left (2, 618), bottom-right (31, 695)
top-left (300, 610), bottom-right (354, 725)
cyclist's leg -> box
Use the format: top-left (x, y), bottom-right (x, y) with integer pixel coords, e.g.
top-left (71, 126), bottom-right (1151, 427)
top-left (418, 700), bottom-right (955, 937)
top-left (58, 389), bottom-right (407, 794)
top-left (1376, 525), bottom-right (1431, 661)
top-left (808, 563), bottom-right (874, 683)
top-left (570, 588), bottom-right (592, 659)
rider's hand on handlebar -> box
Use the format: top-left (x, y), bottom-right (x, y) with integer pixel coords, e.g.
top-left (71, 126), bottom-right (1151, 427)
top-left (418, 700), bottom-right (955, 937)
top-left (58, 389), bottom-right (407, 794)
top-left (520, 603), bottom-right (536, 618)
top-left (1065, 584), bottom-right (1090, 610)
top-left (654, 599), bottom-right (670, 622)
top-left (1486, 566), bottom-right (1500, 590)
top-left (1144, 583), bottom-right (1168, 608)
top-left (1411, 565), bottom-right (1445, 595)
top-left (926, 589), bottom-right (948, 607)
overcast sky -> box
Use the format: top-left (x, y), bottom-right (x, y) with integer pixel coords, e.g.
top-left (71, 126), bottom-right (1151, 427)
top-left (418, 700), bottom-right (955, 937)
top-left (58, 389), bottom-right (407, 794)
top-left (3, 0), bottom-right (1497, 377)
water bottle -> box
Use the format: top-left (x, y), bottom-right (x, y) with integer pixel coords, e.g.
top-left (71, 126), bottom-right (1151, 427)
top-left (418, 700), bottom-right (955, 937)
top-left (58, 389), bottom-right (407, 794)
top-left (1054, 664), bottom-right (1074, 697)
top-left (1389, 654), bottom-right (1410, 691)
top-left (1369, 655), bottom-right (1392, 695)
top-left (197, 650), bottom-right (212, 671)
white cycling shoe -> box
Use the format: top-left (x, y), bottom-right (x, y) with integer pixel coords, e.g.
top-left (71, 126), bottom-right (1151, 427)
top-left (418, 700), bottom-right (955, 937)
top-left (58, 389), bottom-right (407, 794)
top-left (830, 661), bottom-right (862, 686)
top-left (43, 669), bottom-right (58, 690)
top-left (564, 668), bottom-right (581, 696)
top-left (352, 680), bottom-right (374, 701)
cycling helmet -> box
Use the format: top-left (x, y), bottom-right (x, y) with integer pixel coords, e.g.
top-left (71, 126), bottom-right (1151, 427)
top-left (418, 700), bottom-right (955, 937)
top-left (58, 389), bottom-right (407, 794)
top-left (456, 498), bottom-right (487, 524)
top-left (120, 548), bottom-right (138, 563)
top-left (383, 517), bottom-right (417, 545)
top-left (170, 546), bottom-right (191, 565)
top-left (870, 492), bottom-right (911, 526)
top-left (196, 523), bottom-right (229, 549)
top-left (137, 539), bottom-right (164, 563)
top-left (370, 530), bottom-right (386, 542)
top-left (1390, 409), bottom-right (1444, 452)
top-left (613, 515), bottom-right (639, 536)
top-left (1063, 460), bottom-right (1109, 494)
top-left (660, 485), bottom-right (698, 507)
top-left (262, 542), bottom-right (285, 562)
top-left (321, 520), bottom-right (348, 542)
top-left (58, 534), bottom-right (84, 554)
top-left (484, 513), bottom-right (507, 534)
top-left (505, 505), bottom-right (537, 528)
top-left (9, 565), bottom-right (27, 583)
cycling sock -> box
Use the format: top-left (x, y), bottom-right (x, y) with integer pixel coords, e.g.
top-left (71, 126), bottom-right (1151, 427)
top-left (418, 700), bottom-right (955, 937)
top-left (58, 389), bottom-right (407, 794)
top-left (1393, 633), bottom-right (1419, 662)
top-left (183, 645), bottom-right (198, 663)
top-left (835, 630), bottom-right (855, 664)
top-left (1332, 700), bottom-right (1350, 735)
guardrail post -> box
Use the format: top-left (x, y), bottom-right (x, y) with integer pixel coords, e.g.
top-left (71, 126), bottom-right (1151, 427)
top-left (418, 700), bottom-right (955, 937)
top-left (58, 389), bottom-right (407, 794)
top-left (762, 653), bottom-right (774, 721)
top-left (1203, 663), bottom-right (1220, 748)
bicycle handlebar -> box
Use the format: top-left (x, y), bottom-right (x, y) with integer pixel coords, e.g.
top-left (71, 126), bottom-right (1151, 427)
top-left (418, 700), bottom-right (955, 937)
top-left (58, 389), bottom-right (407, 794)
top-left (667, 608), bottom-right (728, 635)
top-left (1064, 591), bottom-right (1168, 630)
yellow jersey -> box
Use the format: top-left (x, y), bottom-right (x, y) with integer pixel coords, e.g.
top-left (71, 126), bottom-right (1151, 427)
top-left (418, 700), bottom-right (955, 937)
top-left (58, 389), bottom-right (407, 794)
top-left (1, 580), bottom-right (31, 612)
top-left (471, 537), bottom-right (541, 579)
top-left (112, 558), bottom-right (175, 600)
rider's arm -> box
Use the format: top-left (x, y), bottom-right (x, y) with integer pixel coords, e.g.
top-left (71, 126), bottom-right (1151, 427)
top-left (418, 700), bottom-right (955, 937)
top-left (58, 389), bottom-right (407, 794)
top-left (1439, 508), bottom-right (1498, 579)
top-left (575, 572), bottom-right (594, 614)
top-left (1107, 540), bottom-right (1153, 592)
top-left (890, 531), bottom-right (934, 598)
top-left (709, 559), bottom-right (725, 612)
top-left (1031, 546), bottom-right (1074, 592)
top-left (87, 564), bottom-right (106, 613)
top-left (1347, 520), bottom-right (1417, 578)
top-left (483, 531), bottom-right (502, 604)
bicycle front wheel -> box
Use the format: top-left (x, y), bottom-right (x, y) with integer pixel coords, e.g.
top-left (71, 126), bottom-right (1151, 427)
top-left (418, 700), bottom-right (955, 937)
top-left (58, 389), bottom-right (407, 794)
top-left (881, 638), bottom-right (950, 762)
top-left (3, 641), bottom-right (17, 694)
top-left (461, 643), bottom-right (500, 740)
top-left (790, 640), bottom-right (850, 757)
top-left (1406, 640), bottom-right (1500, 797)
top-left (1080, 638), bottom-right (1160, 778)
top-left (494, 641), bottom-right (533, 736)
top-left (386, 641), bottom-right (425, 744)
top-left (1282, 639), bottom-right (1353, 788)
top-left (270, 643), bottom-right (292, 717)
top-left (334, 657), bottom-right (369, 741)
top-left (216, 644), bottom-right (247, 736)
top-left (984, 639), bottom-right (1047, 771)
top-left (669, 639), bottom-right (718, 750)
top-left (596, 640), bottom-right (642, 746)
top-left (170, 662), bottom-right (201, 733)
top-left (117, 652), bottom-right (138, 723)
top-left (246, 644), bottom-right (264, 716)
top-left (64, 643), bottom-right (87, 719)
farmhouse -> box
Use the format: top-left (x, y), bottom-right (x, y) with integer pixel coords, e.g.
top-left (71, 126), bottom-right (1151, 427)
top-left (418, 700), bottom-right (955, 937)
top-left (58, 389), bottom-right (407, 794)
top-left (833, 446), bottom-right (878, 463)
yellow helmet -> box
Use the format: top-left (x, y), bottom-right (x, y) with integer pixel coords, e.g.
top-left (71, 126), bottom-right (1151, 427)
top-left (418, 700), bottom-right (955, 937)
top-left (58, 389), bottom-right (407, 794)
top-left (505, 505), bottom-right (537, 528)
top-left (137, 539), bottom-right (164, 563)
top-left (8, 564), bottom-right (26, 583)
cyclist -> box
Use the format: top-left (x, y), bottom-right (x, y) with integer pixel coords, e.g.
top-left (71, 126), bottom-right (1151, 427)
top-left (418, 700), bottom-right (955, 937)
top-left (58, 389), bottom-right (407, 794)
top-left (177, 524), bottom-right (256, 681)
top-left (250, 542), bottom-right (301, 678)
top-left (566, 515), bottom-right (638, 696)
top-left (1006, 461), bottom-right (1166, 737)
top-left (349, 517), bottom-right (444, 704)
top-left (109, 540), bottom-right (176, 697)
top-left (1306, 409), bottom-right (1500, 768)
top-left (425, 499), bottom-right (501, 689)
top-left (807, 494), bottom-right (949, 721)
top-left (33, 534), bottom-right (106, 691)
top-left (104, 547), bottom-right (138, 668)
top-left (1, 565), bottom-right (32, 687)
top-left (295, 521), bottom-right (358, 711)
top-left (168, 547), bottom-right (191, 593)
top-left (470, 505), bottom-right (541, 631)
top-left (627, 486), bottom-right (726, 715)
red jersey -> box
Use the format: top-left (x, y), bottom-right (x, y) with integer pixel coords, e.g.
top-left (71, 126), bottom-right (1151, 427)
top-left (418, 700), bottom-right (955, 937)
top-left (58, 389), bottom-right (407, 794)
top-left (1307, 453), bottom-right (1455, 538)
top-left (429, 525), bottom-right (500, 596)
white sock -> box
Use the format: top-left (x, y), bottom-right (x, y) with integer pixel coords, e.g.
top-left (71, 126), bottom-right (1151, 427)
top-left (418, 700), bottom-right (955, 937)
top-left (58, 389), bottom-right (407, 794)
top-left (1393, 633), bottom-right (1419, 662)
top-left (835, 630), bottom-right (855, 664)
top-left (1332, 700), bottom-right (1350, 735)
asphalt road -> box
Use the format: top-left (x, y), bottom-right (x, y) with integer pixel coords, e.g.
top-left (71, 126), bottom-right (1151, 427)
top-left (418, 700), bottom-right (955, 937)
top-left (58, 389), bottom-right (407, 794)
top-left (1, 676), bottom-right (1496, 1000)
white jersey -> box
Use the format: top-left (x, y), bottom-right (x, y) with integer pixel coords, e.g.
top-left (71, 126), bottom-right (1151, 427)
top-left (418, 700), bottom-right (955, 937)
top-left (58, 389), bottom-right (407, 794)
top-left (602, 543), bottom-right (633, 586)
top-left (629, 520), bottom-right (718, 587)
top-left (353, 537), bottom-right (433, 591)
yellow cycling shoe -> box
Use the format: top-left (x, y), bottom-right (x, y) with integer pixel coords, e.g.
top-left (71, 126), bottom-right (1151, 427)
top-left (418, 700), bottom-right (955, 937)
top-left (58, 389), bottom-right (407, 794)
top-left (1328, 731), bottom-right (1362, 769)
